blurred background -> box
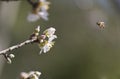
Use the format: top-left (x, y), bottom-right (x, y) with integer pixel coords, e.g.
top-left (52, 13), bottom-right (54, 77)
top-left (1, 0), bottom-right (120, 79)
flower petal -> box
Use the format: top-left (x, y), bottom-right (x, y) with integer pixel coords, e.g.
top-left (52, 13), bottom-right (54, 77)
top-left (48, 35), bottom-right (57, 42)
top-left (43, 27), bottom-right (56, 37)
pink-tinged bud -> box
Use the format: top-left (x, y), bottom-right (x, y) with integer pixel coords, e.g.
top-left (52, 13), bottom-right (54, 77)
top-left (40, 35), bottom-right (46, 39)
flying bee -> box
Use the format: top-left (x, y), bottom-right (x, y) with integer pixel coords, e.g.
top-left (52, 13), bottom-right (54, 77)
top-left (27, 0), bottom-right (41, 13)
top-left (96, 21), bottom-right (105, 28)
top-left (27, 0), bottom-right (50, 22)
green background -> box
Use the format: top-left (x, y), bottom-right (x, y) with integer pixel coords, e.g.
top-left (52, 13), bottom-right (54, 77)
top-left (1, 0), bottom-right (120, 79)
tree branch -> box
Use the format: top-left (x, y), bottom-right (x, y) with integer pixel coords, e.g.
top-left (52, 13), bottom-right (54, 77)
top-left (0, 38), bottom-right (37, 55)
top-left (0, 26), bottom-right (40, 63)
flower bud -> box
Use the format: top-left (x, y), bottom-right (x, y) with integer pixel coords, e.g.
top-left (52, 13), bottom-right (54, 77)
top-left (9, 54), bottom-right (15, 58)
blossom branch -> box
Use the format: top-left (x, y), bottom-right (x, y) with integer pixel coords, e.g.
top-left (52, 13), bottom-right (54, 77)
top-left (0, 26), bottom-right (40, 64)
top-left (0, 38), bottom-right (37, 55)
top-left (0, 26), bottom-right (57, 64)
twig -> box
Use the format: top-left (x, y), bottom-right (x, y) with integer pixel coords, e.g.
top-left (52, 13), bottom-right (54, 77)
top-left (0, 26), bottom-right (40, 63)
top-left (0, 38), bottom-right (37, 55)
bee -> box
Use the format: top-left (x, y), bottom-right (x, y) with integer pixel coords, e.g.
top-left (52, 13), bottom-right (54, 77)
top-left (96, 21), bottom-right (105, 28)
top-left (27, 0), bottom-right (49, 14)
top-left (27, 0), bottom-right (40, 14)
top-left (27, 0), bottom-right (50, 22)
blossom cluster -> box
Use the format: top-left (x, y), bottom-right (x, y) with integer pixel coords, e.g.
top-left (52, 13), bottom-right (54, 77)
top-left (39, 27), bottom-right (57, 54)
top-left (30, 26), bottom-right (57, 54)
top-left (27, 0), bottom-right (50, 22)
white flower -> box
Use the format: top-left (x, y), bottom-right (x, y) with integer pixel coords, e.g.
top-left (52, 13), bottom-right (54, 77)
top-left (30, 74), bottom-right (39, 79)
top-left (20, 71), bottom-right (41, 79)
top-left (20, 72), bottom-right (29, 79)
top-left (39, 36), bottom-right (56, 54)
top-left (40, 42), bottom-right (52, 54)
top-left (29, 71), bottom-right (41, 79)
top-left (48, 35), bottom-right (57, 42)
top-left (39, 27), bottom-right (57, 54)
top-left (43, 27), bottom-right (56, 37)
top-left (35, 71), bottom-right (41, 77)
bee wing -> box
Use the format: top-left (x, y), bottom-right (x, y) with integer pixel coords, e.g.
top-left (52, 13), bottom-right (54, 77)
top-left (38, 10), bottom-right (49, 21)
top-left (27, 13), bottom-right (40, 22)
